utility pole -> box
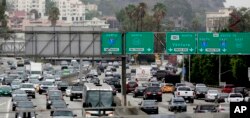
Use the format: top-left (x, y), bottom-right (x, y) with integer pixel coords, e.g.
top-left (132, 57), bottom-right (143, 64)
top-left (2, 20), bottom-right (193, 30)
top-left (121, 33), bottom-right (127, 106)
top-left (188, 55), bottom-right (191, 82)
top-left (219, 55), bottom-right (221, 86)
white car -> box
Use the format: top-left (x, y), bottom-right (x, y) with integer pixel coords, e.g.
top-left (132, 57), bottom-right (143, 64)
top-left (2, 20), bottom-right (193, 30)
top-left (195, 83), bottom-right (207, 88)
top-left (45, 76), bottom-right (56, 83)
top-left (65, 86), bottom-right (72, 97)
top-left (205, 90), bottom-right (219, 102)
top-left (226, 93), bottom-right (244, 102)
top-left (20, 83), bottom-right (36, 98)
top-left (217, 103), bottom-right (230, 113)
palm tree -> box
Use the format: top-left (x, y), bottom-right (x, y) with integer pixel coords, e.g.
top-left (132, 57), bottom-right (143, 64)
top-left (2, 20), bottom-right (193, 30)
top-left (125, 4), bottom-right (137, 31)
top-left (152, 3), bottom-right (167, 32)
top-left (48, 7), bottom-right (60, 26)
top-left (137, 2), bottom-right (147, 31)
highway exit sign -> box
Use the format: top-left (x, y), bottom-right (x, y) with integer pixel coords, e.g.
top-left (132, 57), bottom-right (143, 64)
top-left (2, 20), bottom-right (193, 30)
top-left (166, 32), bottom-right (196, 54)
top-left (126, 32), bottom-right (154, 54)
top-left (197, 33), bottom-right (250, 54)
top-left (101, 32), bottom-right (122, 54)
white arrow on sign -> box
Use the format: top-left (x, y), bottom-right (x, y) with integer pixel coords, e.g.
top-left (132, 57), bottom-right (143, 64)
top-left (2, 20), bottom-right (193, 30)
top-left (199, 48), bottom-right (204, 52)
top-left (222, 48), bottom-right (227, 52)
top-left (168, 48), bottom-right (173, 52)
top-left (147, 48), bottom-right (151, 51)
top-left (189, 48), bottom-right (194, 52)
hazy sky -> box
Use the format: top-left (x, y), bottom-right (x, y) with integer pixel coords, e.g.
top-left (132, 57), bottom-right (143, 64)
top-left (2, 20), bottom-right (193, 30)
top-left (224, 0), bottom-right (250, 8)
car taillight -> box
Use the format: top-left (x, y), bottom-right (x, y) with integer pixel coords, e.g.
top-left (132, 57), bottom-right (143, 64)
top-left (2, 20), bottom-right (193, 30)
top-left (147, 92), bottom-right (151, 95)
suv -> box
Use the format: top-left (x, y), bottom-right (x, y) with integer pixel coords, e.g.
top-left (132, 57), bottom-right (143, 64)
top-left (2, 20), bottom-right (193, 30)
top-left (126, 81), bottom-right (138, 93)
top-left (232, 87), bottom-right (248, 97)
top-left (143, 86), bottom-right (162, 102)
top-left (20, 83), bottom-right (36, 98)
top-left (69, 86), bottom-right (83, 101)
top-left (38, 81), bottom-right (55, 94)
top-left (46, 95), bottom-right (63, 109)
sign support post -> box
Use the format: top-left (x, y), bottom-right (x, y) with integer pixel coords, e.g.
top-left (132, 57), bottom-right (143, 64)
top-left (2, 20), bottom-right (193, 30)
top-left (121, 33), bottom-right (127, 106)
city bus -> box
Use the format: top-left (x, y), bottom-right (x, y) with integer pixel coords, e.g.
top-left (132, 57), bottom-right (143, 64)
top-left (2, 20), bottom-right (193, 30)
top-left (82, 83), bottom-right (116, 117)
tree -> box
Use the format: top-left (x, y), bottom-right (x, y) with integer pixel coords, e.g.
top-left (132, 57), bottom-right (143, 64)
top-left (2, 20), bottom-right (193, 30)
top-left (45, 0), bottom-right (56, 15)
top-left (152, 3), bottom-right (167, 32)
top-left (0, 0), bottom-right (9, 40)
top-left (48, 7), bottom-right (60, 26)
top-left (137, 2), bottom-right (147, 31)
top-left (85, 10), bottom-right (101, 20)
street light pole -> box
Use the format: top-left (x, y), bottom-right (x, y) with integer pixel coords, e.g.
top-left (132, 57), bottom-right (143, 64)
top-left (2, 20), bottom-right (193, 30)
top-left (189, 55), bottom-right (191, 82)
top-left (219, 55), bottom-right (221, 86)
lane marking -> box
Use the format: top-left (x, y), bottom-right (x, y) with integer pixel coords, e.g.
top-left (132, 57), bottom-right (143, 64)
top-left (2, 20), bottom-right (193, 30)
top-left (6, 99), bottom-right (11, 118)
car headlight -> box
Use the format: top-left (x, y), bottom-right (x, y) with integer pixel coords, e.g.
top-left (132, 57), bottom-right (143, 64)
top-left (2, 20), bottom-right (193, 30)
top-left (48, 101), bottom-right (51, 104)
top-left (13, 102), bottom-right (17, 104)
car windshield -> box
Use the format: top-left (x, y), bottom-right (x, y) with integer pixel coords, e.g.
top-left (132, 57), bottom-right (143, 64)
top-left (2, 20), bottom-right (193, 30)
top-left (53, 102), bottom-right (67, 108)
top-left (200, 105), bottom-right (215, 110)
top-left (49, 96), bottom-right (61, 100)
top-left (42, 82), bottom-right (53, 85)
top-left (21, 84), bottom-right (33, 88)
top-left (31, 71), bottom-right (41, 74)
top-left (143, 101), bottom-right (156, 106)
top-left (53, 111), bottom-right (73, 116)
top-left (146, 87), bottom-right (161, 92)
top-left (12, 81), bottom-right (21, 85)
top-left (173, 99), bottom-right (185, 104)
top-left (29, 80), bottom-right (39, 84)
top-left (230, 94), bottom-right (242, 98)
top-left (0, 86), bottom-right (11, 91)
top-left (197, 87), bottom-right (208, 91)
top-left (72, 86), bottom-right (83, 91)
top-left (209, 90), bottom-right (218, 93)
top-left (48, 91), bottom-right (62, 96)
top-left (14, 96), bottom-right (28, 101)
top-left (13, 90), bottom-right (26, 94)
top-left (58, 82), bottom-right (68, 86)
top-left (18, 102), bottom-right (33, 108)
top-left (178, 87), bottom-right (191, 91)
top-left (87, 91), bottom-right (113, 107)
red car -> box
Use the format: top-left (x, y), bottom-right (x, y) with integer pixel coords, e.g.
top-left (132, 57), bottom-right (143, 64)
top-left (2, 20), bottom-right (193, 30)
top-left (222, 84), bottom-right (234, 93)
top-left (126, 81), bottom-right (138, 93)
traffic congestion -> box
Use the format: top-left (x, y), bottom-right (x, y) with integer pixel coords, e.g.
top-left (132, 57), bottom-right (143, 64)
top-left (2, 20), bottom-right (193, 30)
top-left (0, 57), bottom-right (249, 118)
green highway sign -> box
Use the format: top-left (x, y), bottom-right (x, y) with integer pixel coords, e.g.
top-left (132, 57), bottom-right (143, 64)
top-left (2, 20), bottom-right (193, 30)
top-left (101, 32), bottom-right (122, 54)
top-left (125, 32), bottom-right (154, 54)
top-left (166, 32), bottom-right (196, 54)
top-left (197, 33), bottom-right (250, 54)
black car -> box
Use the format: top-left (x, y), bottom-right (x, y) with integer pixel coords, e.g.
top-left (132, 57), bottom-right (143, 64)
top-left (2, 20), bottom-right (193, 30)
top-left (46, 95), bottom-right (63, 109)
top-left (139, 100), bottom-right (158, 114)
top-left (193, 105), bottom-right (217, 113)
top-left (194, 87), bottom-right (208, 99)
top-left (133, 86), bottom-right (146, 98)
top-left (57, 81), bottom-right (69, 91)
top-left (89, 77), bottom-right (100, 84)
top-left (50, 100), bottom-right (68, 115)
top-left (232, 87), bottom-right (248, 97)
top-left (107, 78), bottom-right (121, 92)
top-left (168, 97), bottom-right (187, 112)
top-left (215, 93), bottom-right (229, 103)
top-left (155, 70), bottom-right (167, 80)
top-left (70, 86), bottom-right (83, 101)
top-left (97, 65), bottom-right (105, 73)
top-left (12, 96), bottom-right (30, 111)
top-left (112, 72), bottom-right (121, 79)
top-left (143, 86), bottom-right (162, 102)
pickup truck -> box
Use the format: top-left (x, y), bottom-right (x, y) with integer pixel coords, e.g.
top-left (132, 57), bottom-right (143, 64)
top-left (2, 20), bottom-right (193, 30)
top-left (174, 86), bottom-right (194, 103)
top-left (225, 93), bottom-right (244, 102)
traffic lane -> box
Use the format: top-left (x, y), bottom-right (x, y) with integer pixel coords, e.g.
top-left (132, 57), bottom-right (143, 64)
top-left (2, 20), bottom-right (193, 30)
top-left (31, 93), bottom-right (51, 118)
top-left (64, 95), bottom-right (83, 117)
top-left (0, 97), bottom-right (11, 118)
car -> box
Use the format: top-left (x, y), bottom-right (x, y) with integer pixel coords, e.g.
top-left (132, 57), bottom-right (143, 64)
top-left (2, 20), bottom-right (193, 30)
top-left (15, 101), bottom-right (37, 118)
top-left (112, 72), bottom-right (121, 79)
top-left (194, 105), bottom-right (217, 113)
top-left (155, 70), bottom-right (167, 80)
top-left (20, 83), bottom-right (36, 98)
top-left (139, 100), bottom-right (158, 114)
top-left (215, 93), bottom-right (229, 103)
top-left (46, 95), bottom-right (64, 109)
top-left (11, 81), bottom-right (22, 90)
top-left (108, 62), bottom-right (113, 66)
top-left (141, 82), bottom-right (150, 88)
top-left (133, 86), bottom-right (146, 98)
top-left (0, 85), bottom-right (12, 96)
top-left (103, 77), bottom-right (113, 83)
top-left (174, 86), bottom-right (194, 103)
top-left (2, 74), bottom-right (20, 85)
top-left (29, 79), bottom-right (40, 92)
top-left (149, 81), bottom-right (160, 87)
top-left (50, 109), bottom-right (77, 118)
top-left (222, 84), bottom-right (234, 93)
top-left (175, 83), bottom-right (186, 91)
top-left (107, 78), bottom-right (121, 92)
top-left (105, 70), bottom-right (113, 77)
top-left (89, 69), bottom-right (98, 77)
top-left (113, 61), bottom-right (119, 68)
top-left (50, 100), bottom-right (68, 115)
top-left (97, 65), bottom-right (105, 73)
top-left (69, 86), bottom-right (83, 101)
top-left (89, 77), bottom-right (100, 84)
top-left (65, 86), bottom-right (72, 97)
top-left (126, 81), bottom-right (138, 93)
top-left (46, 90), bottom-right (63, 98)
top-left (195, 83), bottom-right (207, 88)
top-left (194, 86), bottom-right (208, 99)
top-left (217, 103), bottom-right (230, 113)
top-left (12, 90), bottom-right (27, 97)
top-left (57, 81), bottom-right (69, 91)
top-left (45, 75), bottom-right (56, 83)
top-left (232, 87), bottom-right (248, 97)
top-left (101, 61), bottom-right (108, 69)
top-left (38, 81), bottom-right (55, 94)
top-left (168, 97), bottom-right (187, 112)
top-left (110, 85), bottom-right (117, 95)
top-left (205, 90), bottom-right (219, 102)
top-left (225, 93), bottom-right (244, 102)
top-left (12, 96), bottom-right (30, 111)
top-left (143, 86), bottom-right (162, 102)
top-left (130, 69), bottom-right (136, 76)
top-left (161, 83), bottom-right (175, 93)
top-left (15, 111), bottom-right (37, 118)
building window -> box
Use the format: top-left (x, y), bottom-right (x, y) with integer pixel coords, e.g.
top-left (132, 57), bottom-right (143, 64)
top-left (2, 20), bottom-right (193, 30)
top-left (76, 17), bottom-right (78, 21)
top-left (72, 17), bottom-right (74, 21)
top-left (80, 17), bottom-right (82, 20)
top-left (62, 17), bottom-right (67, 21)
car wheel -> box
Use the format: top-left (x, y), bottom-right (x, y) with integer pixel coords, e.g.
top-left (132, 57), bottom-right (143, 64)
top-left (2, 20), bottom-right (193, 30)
top-left (190, 99), bottom-right (194, 103)
top-left (46, 105), bottom-right (50, 109)
top-left (12, 107), bottom-right (15, 111)
top-left (158, 98), bottom-right (162, 102)
top-left (70, 96), bottom-right (73, 101)
top-left (39, 91), bottom-right (42, 95)
top-left (133, 94), bottom-right (136, 98)
top-left (32, 95), bottom-right (35, 99)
